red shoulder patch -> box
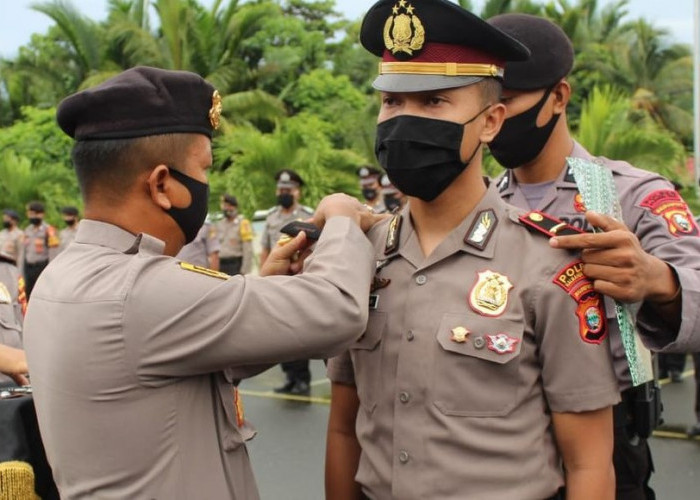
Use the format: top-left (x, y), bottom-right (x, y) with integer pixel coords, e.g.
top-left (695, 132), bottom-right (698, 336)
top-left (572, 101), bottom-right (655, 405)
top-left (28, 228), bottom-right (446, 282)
top-left (553, 260), bottom-right (608, 345)
top-left (640, 189), bottom-right (699, 237)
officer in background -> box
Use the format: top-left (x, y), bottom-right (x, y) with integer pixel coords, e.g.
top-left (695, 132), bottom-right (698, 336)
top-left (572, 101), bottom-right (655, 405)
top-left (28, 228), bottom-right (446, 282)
top-left (488, 14), bottom-right (700, 499)
top-left (0, 245), bottom-right (27, 386)
top-left (260, 169), bottom-right (315, 394)
top-left (215, 194), bottom-right (253, 275)
top-left (357, 166), bottom-right (386, 213)
top-left (176, 220), bottom-right (220, 270)
top-left (23, 201), bottom-right (59, 297)
top-left (326, 2), bottom-right (619, 499)
top-left (58, 206), bottom-right (80, 252)
top-left (380, 174), bottom-right (405, 213)
top-left (23, 66), bottom-right (380, 499)
top-left (0, 209), bottom-right (24, 276)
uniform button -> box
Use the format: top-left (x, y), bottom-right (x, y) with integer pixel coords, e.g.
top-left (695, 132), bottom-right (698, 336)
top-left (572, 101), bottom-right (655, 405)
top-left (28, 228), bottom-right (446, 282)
top-left (415, 274), bottom-right (427, 285)
top-left (399, 392), bottom-right (410, 403)
top-left (473, 336), bottom-right (486, 349)
top-left (398, 450), bottom-right (410, 463)
top-left (406, 330), bottom-right (415, 341)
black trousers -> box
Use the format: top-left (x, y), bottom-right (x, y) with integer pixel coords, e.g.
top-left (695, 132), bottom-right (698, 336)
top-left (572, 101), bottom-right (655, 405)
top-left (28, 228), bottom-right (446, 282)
top-left (220, 257), bottom-right (242, 276)
top-left (281, 359), bottom-right (310, 384)
top-left (658, 352), bottom-right (686, 376)
top-left (24, 260), bottom-right (48, 298)
top-left (613, 393), bottom-right (656, 500)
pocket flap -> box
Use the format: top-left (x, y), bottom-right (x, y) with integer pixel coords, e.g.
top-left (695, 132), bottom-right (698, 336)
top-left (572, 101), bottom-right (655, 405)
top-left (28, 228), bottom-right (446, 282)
top-left (352, 311), bottom-right (387, 351)
top-left (435, 313), bottom-right (523, 365)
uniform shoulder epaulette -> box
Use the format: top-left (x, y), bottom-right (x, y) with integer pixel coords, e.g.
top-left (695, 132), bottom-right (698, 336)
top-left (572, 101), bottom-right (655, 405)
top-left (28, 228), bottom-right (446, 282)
top-left (300, 205), bottom-right (314, 215)
top-left (518, 211), bottom-right (584, 237)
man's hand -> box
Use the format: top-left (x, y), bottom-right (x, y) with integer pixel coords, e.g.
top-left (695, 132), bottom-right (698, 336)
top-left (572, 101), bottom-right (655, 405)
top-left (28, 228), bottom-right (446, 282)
top-left (0, 345), bottom-right (29, 386)
top-left (259, 231), bottom-right (312, 277)
top-left (549, 211), bottom-right (679, 304)
top-left (312, 193), bottom-right (389, 233)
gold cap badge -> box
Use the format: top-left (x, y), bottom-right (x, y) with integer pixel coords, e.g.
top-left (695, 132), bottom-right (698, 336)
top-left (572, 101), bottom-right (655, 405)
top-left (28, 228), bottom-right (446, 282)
top-left (209, 90), bottom-right (222, 130)
top-left (383, 1), bottom-right (425, 57)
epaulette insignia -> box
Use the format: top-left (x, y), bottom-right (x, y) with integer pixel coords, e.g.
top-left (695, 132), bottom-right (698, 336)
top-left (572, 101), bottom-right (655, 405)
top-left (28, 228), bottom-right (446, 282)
top-left (553, 260), bottom-right (607, 344)
top-left (0, 283), bottom-right (10, 304)
top-left (564, 164), bottom-right (576, 183)
top-left (497, 174), bottom-right (510, 193)
top-left (640, 189), bottom-right (699, 237)
top-left (384, 214), bottom-right (402, 255)
top-left (179, 262), bottom-right (230, 280)
top-left (519, 211), bottom-right (584, 237)
top-left (465, 209), bottom-right (497, 250)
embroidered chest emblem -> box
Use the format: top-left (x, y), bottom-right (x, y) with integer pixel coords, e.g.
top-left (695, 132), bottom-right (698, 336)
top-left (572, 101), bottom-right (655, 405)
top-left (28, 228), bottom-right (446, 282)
top-left (487, 333), bottom-right (519, 354)
top-left (640, 189), bottom-right (699, 237)
top-left (469, 270), bottom-right (513, 317)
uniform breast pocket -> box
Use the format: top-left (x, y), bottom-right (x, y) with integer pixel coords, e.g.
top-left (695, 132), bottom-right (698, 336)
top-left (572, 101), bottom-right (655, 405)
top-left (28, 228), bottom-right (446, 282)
top-left (350, 311), bottom-right (387, 413)
top-left (431, 313), bottom-right (523, 417)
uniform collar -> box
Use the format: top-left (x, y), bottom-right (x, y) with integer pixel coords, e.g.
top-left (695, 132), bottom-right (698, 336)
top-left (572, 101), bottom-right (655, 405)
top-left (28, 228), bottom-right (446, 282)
top-left (383, 183), bottom-right (510, 270)
top-left (74, 220), bottom-right (166, 256)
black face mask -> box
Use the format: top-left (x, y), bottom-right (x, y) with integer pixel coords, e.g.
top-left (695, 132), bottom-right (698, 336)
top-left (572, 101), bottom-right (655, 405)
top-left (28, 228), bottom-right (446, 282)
top-left (375, 106), bottom-right (489, 202)
top-left (63, 219), bottom-right (76, 227)
top-left (384, 195), bottom-right (402, 213)
top-left (489, 87), bottom-right (560, 169)
top-left (165, 168), bottom-right (209, 244)
top-left (29, 217), bottom-right (42, 226)
top-left (2, 221), bottom-right (11, 229)
top-left (362, 188), bottom-right (378, 201)
top-left (277, 193), bottom-right (294, 209)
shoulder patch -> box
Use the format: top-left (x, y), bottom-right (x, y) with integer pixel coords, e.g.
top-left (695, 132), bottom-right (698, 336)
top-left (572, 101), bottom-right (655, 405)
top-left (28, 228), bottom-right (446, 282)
top-left (179, 261), bottom-right (230, 280)
top-left (553, 260), bottom-right (607, 344)
top-left (639, 189), bottom-right (699, 237)
top-left (519, 211), bottom-right (585, 237)
top-left (239, 219), bottom-right (253, 242)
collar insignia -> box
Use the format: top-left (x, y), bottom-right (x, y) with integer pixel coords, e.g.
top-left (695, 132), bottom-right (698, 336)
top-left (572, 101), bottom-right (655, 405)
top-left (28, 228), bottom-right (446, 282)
top-left (384, 214), bottom-right (403, 255)
top-left (465, 209), bottom-right (498, 251)
top-left (209, 90), bottom-right (222, 130)
top-left (383, 1), bottom-right (425, 59)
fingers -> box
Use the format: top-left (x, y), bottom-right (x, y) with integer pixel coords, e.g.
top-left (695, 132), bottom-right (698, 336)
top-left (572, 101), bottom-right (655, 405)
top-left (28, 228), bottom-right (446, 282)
top-left (274, 232), bottom-right (309, 259)
top-left (12, 373), bottom-right (29, 387)
top-left (550, 218), bottom-right (634, 251)
top-left (584, 211), bottom-right (626, 232)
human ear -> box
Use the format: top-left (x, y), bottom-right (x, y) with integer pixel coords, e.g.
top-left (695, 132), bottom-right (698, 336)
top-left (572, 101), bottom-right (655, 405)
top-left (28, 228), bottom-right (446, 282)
top-left (146, 164), bottom-right (173, 210)
top-left (478, 103), bottom-right (506, 143)
top-left (552, 80), bottom-right (571, 113)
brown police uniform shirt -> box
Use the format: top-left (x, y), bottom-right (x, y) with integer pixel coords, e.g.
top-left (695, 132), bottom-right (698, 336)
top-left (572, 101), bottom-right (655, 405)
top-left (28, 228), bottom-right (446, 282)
top-left (23, 217), bottom-right (373, 500)
top-left (176, 222), bottom-right (220, 269)
top-left (0, 261), bottom-right (23, 385)
top-left (215, 215), bottom-right (253, 274)
top-left (58, 224), bottom-right (79, 253)
top-left (327, 184), bottom-right (620, 500)
top-left (23, 223), bottom-right (60, 264)
top-left (498, 141), bottom-right (700, 373)
top-left (0, 227), bottom-right (24, 267)
top-left (261, 204), bottom-right (314, 251)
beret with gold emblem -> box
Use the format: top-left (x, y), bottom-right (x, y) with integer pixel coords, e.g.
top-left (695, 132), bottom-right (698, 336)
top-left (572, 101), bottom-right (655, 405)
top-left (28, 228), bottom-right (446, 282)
top-left (361, 0), bottom-right (530, 92)
top-left (488, 14), bottom-right (574, 91)
top-left (57, 66), bottom-right (221, 140)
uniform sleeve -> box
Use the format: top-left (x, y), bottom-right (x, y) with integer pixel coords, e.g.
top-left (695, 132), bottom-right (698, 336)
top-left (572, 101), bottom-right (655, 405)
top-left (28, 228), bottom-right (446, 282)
top-left (619, 176), bottom-right (700, 352)
top-left (47, 226), bottom-right (60, 261)
top-left (206, 224), bottom-right (220, 255)
top-left (327, 351), bottom-right (355, 385)
top-left (124, 216), bottom-right (374, 382)
top-left (260, 220), bottom-right (272, 251)
top-left (534, 254), bottom-right (621, 413)
top-left (241, 240), bottom-right (253, 275)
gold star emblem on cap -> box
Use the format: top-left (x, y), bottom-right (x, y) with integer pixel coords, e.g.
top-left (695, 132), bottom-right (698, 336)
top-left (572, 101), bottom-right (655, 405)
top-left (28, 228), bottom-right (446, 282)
top-left (209, 90), bottom-right (222, 130)
top-left (384, 2), bottom-right (425, 56)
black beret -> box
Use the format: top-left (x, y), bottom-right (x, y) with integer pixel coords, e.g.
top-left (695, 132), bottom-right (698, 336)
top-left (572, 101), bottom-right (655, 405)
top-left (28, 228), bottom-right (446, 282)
top-left (275, 169), bottom-right (304, 188)
top-left (61, 206), bottom-right (79, 216)
top-left (222, 194), bottom-right (238, 206)
top-left (488, 14), bottom-right (574, 91)
top-left (2, 209), bottom-right (19, 221)
top-left (27, 201), bottom-right (45, 213)
top-left (361, 0), bottom-right (529, 92)
top-left (357, 166), bottom-right (383, 178)
top-left (56, 66), bottom-right (221, 140)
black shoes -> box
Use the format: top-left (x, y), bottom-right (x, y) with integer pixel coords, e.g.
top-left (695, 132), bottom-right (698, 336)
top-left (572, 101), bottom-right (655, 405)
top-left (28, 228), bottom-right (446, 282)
top-left (669, 369), bottom-right (683, 383)
top-left (274, 380), bottom-right (310, 395)
top-left (687, 423), bottom-right (700, 438)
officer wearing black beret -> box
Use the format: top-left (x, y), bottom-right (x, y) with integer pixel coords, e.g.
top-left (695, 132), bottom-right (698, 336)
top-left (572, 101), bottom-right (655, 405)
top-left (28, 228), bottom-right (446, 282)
top-left (488, 13), bottom-right (700, 500)
top-left (326, 2), bottom-right (620, 499)
top-left (23, 66), bottom-right (383, 499)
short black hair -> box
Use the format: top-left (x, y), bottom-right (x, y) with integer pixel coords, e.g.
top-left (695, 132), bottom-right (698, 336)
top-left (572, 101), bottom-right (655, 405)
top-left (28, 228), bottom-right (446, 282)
top-left (477, 78), bottom-right (502, 106)
top-left (61, 206), bottom-right (79, 216)
top-left (27, 201), bottom-right (45, 213)
top-left (71, 133), bottom-right (200, 202)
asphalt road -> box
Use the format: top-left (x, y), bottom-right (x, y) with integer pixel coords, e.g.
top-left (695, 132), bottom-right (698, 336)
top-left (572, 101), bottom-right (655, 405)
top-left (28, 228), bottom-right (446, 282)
top-left (241, 360), bottom-right (700, 500)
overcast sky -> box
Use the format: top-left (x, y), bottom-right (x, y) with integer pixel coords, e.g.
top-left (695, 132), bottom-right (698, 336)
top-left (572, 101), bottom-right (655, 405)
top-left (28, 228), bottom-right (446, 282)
top-left (0, 0), bottom-right (695, 58)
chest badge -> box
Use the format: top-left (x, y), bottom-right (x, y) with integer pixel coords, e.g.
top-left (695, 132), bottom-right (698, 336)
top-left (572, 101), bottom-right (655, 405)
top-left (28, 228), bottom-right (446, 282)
top-left (487, 333), bottom-right (519, 354)
top-left (469, 270), bottom-right (513, 317)
top-left (450, 326), bottom-right (470, 344)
